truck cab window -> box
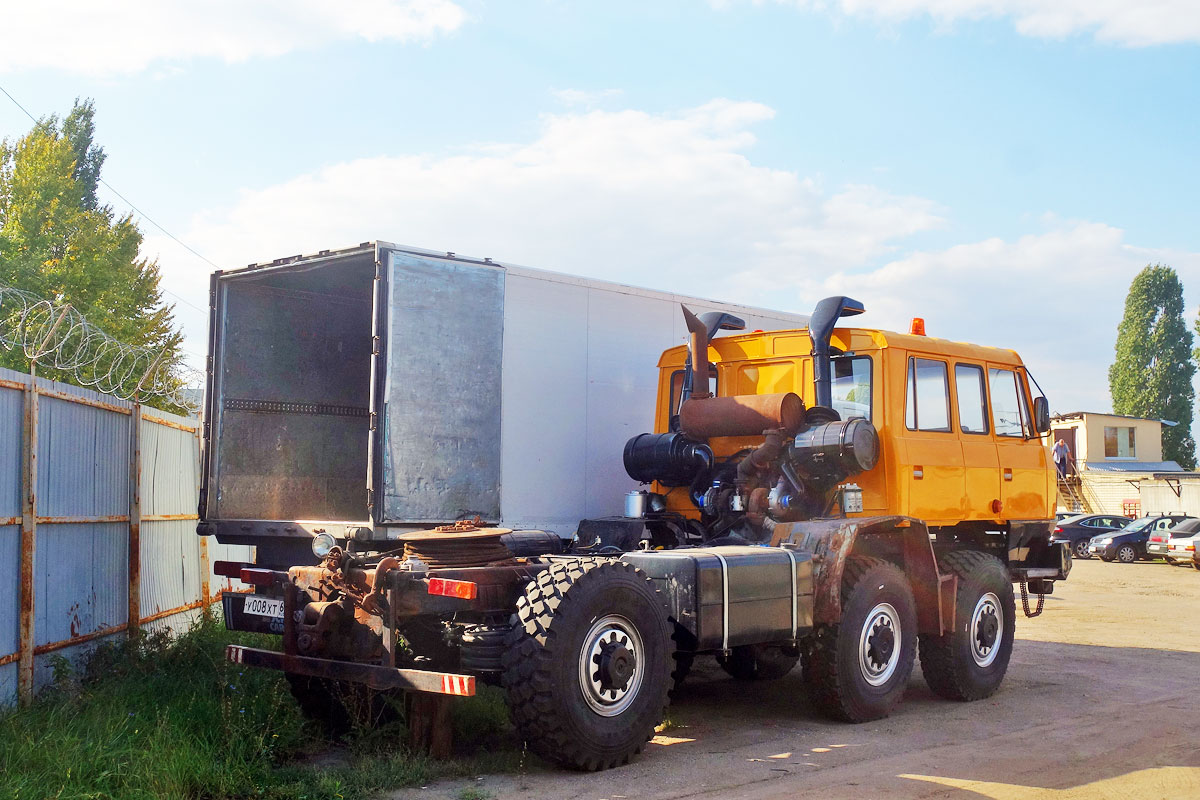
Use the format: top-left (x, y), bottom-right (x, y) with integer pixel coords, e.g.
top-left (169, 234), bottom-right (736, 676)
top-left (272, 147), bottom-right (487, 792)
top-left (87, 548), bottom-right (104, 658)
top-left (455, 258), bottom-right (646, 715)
top-left (954, 363), bottom-right (988, 434)
top-left (670, 368), bottom-right (720, 415)
top-left (905, 357), bottom-right (950, 432)
top-left (988, 368), bottom-right (1027, 437)
top-left (831, 355), bottom-right (872, 421)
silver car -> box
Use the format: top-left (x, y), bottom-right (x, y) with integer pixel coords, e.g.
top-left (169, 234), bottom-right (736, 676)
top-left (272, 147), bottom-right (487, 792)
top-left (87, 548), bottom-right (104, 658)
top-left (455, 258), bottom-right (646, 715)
top-left (1149, 518), bottom-right (1200, 562)
top-left (1164, 519), bottom-right (1200, 567)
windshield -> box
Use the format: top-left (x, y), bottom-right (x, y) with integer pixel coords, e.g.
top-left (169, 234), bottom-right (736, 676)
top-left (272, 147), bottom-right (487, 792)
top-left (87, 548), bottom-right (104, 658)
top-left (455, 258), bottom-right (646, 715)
top-left (1119, 518), bottom-right (1154, 533)
top-left (831, 355), bottom-right (872, 421)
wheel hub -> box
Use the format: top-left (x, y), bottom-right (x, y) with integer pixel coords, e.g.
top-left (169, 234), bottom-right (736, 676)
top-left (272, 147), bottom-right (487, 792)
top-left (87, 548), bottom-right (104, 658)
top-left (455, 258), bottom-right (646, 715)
top-left (858, 603), bottom-right (901, 686)
top-left (867, 623), bottom-right (895, 667)
top-left (970, 592), bottom-right (1004, 667)
top-left (578, 615), bottom-right (645, 717)
top-left (597, 640), bottom-right (636, 692)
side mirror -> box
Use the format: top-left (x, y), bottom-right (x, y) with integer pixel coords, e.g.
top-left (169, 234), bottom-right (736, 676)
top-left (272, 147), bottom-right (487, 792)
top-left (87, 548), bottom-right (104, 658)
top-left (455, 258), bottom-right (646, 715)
top-left (1033, 396), bottom-right (1050, 434)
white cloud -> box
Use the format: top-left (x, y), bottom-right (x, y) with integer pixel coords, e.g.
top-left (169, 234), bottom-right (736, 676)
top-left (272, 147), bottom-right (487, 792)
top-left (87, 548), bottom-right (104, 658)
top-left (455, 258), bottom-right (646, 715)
top-left (0, 0), bottom-right (468, 75)
top-left (757, 221), bottom-right (1200, 415)
top-left (552, 88), bottom-right (625, 107)
top-left (145, 98), bottom-right (1199, 415)
top-left (752, 1), bottom-right (1200, 46)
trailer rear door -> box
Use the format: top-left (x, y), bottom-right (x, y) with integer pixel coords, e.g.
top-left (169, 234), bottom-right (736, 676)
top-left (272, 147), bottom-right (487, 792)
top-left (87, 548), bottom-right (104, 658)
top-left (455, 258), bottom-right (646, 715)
top-left (375, 250), bottom-right (504, 524)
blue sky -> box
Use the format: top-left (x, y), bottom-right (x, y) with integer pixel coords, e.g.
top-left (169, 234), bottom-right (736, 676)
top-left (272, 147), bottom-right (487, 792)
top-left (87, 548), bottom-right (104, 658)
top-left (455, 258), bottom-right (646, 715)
top-left (1, 0), bottom-right (1198, 417)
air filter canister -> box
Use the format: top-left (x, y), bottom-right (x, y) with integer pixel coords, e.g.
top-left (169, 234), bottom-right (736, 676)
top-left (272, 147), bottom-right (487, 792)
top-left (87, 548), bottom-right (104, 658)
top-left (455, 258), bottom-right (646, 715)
top-left (789, 418), bottom-right (880, 484)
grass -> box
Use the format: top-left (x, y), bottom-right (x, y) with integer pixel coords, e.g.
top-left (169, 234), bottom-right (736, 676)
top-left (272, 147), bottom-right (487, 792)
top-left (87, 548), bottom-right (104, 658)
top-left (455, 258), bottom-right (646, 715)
top-left (0, 614), bottom-right (526, 800)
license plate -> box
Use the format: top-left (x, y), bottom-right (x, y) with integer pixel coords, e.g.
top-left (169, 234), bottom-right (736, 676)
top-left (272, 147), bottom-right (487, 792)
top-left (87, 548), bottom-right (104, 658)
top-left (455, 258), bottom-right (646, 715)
top-left (242, 595), bottom-right (285, 618)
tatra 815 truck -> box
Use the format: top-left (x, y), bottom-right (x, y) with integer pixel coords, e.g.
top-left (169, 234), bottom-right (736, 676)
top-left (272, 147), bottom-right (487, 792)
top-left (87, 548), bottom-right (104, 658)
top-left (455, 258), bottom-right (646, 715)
top-left (201, 242), bottom-right (1070, 771)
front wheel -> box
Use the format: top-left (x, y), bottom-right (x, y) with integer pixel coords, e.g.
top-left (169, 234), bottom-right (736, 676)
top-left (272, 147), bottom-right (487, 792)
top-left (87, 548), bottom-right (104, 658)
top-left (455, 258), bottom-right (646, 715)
top-left (1117, 544), bottom-right (1137, 563)
top-left (501, 559), bottom-right (672, 771)
top-left (1072, 540), bottom-right (1091, 560)
top-left (803, 558), bottom-right (917, 722)
top-left (919, 551), bottom-right (1016, 702)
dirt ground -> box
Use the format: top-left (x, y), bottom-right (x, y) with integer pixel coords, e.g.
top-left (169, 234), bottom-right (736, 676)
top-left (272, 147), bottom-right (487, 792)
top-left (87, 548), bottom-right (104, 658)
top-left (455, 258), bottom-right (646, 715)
top-left (391, 558), bottom-right (1200, 800)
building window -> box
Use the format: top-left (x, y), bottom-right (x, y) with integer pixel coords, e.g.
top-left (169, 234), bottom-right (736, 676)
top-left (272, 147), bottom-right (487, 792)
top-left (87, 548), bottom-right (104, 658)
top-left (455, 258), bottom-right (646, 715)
top-left (1104, 426), bottom-right (1136, 459)
top-left (905, 358), bottom-right (951, 432)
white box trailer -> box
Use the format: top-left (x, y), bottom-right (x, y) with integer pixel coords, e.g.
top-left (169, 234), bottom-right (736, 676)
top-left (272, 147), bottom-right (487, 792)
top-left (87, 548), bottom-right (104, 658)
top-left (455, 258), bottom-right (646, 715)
top-left (198, 242), bottom-right (807, 562)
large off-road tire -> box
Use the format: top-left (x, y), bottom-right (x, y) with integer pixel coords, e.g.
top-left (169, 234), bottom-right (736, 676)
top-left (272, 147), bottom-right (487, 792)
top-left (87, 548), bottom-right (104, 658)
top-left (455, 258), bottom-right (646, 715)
top-left (918, 550), bottom-right (1016, 702)
top-left (1072, 540), bottom-right (1091, 560)
top-left (285, 674), bottom-right (397, 736)
top-left (1117, 544), bottom-right (1138, 563)
top-left (501, 558), bottom-right (673, 771)
top-left (802, 557), bottom-right (917, 722)
top-left (717, 644), bottom-right (800, 681)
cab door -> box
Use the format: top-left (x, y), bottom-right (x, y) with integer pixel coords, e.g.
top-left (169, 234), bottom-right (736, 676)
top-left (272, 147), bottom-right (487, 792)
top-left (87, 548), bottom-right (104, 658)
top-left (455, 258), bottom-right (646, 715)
top-left (897, 355), bottom-right (965, 524)
top-left (988, 365), bottom-right (1048, 519)
top-left (953, 362), bottom-right (1001, 521)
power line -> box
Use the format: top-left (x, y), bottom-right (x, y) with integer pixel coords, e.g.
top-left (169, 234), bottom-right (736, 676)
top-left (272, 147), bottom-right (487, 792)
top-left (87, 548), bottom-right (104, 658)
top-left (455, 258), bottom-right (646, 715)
top-left (0, 83), bottom-right (216, 315)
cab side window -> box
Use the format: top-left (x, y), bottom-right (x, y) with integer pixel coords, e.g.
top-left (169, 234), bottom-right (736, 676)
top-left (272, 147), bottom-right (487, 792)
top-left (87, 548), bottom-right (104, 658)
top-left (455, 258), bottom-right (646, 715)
top-left (954, 364), bottom-right (989, 434)
top-left (905, 358), bottom-right (951, 432)
top-left (988, 368), bottom-right (1027, 437)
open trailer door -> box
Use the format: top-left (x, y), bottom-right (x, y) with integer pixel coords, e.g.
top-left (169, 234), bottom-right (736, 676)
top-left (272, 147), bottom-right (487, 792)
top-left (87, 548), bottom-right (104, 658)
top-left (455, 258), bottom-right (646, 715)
top-left (373, 248), bottom-right (505, 526)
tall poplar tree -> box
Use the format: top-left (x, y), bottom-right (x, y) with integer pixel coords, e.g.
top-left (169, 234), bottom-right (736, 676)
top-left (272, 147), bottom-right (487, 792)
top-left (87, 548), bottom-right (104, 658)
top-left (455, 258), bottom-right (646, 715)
top-left (1108, 264), bottom-right (1196, 469)
top-left (0, 99), bottom-right (182, 403)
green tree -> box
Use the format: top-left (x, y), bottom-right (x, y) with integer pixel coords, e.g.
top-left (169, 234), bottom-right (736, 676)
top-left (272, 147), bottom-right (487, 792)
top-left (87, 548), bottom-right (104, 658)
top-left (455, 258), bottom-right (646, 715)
top-left (1108, 264), bottom-right (1196, 469)
top-left (0, 99), bottom-right (182, 406)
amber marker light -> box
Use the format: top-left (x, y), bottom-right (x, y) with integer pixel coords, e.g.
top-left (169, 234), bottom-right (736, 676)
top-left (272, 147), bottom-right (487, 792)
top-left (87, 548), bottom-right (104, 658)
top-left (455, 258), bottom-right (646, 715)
top-left (909, 318), bottom-right (926, 336)
top-left (427, 578), bottom-right (478, 600)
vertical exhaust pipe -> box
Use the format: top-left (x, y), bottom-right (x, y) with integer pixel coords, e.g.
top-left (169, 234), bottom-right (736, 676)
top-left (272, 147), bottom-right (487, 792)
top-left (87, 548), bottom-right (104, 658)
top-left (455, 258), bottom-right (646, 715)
top-left (682, 305), bottom-right (711, 401)
top-left (809, 296), bottom-right (865, 409)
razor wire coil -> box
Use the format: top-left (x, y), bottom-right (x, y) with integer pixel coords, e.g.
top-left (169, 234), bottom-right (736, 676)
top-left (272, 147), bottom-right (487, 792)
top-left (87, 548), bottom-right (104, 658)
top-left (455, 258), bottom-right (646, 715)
top-left (0, 284), bottom-right (202, 411)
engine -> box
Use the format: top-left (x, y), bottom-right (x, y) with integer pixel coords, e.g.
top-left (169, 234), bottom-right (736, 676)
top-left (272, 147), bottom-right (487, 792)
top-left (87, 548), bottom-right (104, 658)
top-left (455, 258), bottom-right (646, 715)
top-left (622, 398), bottom-right (879, 542)
top-left (619, 297), bottom-right (878, 544)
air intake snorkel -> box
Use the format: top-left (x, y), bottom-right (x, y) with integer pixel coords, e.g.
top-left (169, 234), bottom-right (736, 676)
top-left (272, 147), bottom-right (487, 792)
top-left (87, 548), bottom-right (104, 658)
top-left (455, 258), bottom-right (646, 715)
top-left (809, 296), bottom-right (865, 409)
top-left (675, 305), bottom-right (745, 428)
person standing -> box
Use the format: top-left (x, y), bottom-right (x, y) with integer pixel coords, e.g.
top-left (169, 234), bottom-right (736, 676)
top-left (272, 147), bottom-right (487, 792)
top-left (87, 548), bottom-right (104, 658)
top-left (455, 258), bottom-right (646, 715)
top-left (1052, 438), bottom-right (1071, 479)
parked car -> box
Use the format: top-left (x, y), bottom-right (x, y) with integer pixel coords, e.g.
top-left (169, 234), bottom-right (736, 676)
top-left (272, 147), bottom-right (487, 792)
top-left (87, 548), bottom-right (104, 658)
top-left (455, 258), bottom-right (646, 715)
top-left (1055, 511), bottom-right (1077, 522)
top-left (1051, 514), bottom-right (1132, 560)
top-left (1161, 519), bottom-right (1200, 566)
top-left (1088, 514), bottom-right (1195, 563)
top-left (1149, 518), bottom-right (1200, 563)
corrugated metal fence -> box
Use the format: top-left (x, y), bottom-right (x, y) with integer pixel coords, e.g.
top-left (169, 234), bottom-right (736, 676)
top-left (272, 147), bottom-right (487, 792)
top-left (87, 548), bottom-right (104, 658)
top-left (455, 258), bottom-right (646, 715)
top-left (0, 366), bottom-right (248, 706)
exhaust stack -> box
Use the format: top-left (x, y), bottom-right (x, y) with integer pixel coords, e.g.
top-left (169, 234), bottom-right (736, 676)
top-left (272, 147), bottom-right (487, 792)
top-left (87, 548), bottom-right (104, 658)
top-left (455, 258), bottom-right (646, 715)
top-left (809, 296), bottom-right (865, 410)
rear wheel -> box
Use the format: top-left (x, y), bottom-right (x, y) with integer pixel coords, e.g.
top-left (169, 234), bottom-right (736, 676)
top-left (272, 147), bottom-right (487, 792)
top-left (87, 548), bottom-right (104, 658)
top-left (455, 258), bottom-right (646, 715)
top-left (918, 550), bottom-right (1015, 702)
top-left (802, 557), bottom-right (917, 722)
top-left (501, 559), bottom-right (672, 771)
top-left (1117, 544), bottom-right (1137, 563)
top-left (1072, 540), bottom-right (1091, 560)
top-left (718, 643), bottom-right (800, 681)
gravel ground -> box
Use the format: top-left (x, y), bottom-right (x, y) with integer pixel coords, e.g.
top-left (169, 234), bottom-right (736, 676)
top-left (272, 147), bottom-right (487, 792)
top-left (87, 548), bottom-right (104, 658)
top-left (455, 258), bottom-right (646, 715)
top-left (391, 558), bottom-right (1200, 800)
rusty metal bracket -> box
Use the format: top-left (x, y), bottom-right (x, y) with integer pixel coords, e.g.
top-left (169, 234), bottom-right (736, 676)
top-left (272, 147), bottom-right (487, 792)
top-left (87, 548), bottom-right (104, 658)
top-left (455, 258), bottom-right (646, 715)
top-left (226, 645), bottom-right (476, 696)
top-left (17, 376), bottom-right (37, 706)
top-left (128, 401), bottom-right (142, 639)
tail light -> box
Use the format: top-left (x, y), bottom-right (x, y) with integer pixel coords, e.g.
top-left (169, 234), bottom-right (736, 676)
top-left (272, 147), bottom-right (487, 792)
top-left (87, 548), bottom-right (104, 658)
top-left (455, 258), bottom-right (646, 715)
top-left (1187, 545), bottom-right (1195, 552)
top-left (1053, 527), bottom-right (1062, 533)
top-left (427, 578), bottom-right (478, 600)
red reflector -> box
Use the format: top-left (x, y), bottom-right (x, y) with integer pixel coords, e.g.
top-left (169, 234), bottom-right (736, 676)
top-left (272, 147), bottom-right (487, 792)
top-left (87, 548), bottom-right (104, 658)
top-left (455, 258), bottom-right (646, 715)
top-left (440, 673), bottom-right (476, 696)
top-left (239, 568), bottom-right (276, 587)
top-left (214, 560), bottom-right (250, 578)
top-left (427, 578), bottom-right (477, 600)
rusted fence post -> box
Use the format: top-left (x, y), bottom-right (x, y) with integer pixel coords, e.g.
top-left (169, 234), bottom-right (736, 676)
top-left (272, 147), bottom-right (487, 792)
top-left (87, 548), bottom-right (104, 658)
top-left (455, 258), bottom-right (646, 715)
top-left (128, 401), bottom-right (142, 638)
top-left (17, 373), bottom-right (38, 706)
